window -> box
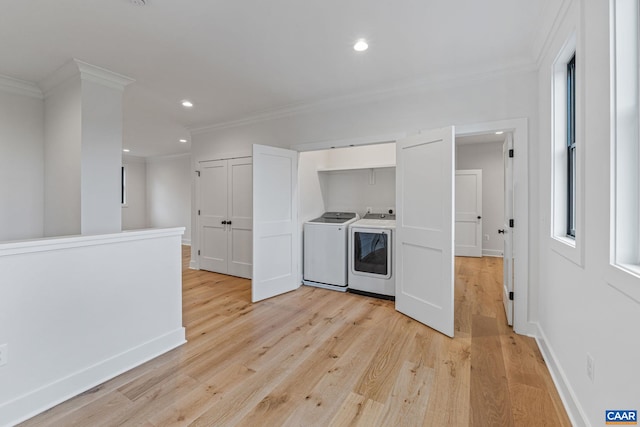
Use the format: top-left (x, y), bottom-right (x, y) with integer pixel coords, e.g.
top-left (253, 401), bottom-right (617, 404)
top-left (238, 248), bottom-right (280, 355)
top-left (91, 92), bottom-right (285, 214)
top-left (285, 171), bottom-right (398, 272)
top-left (121, 165), bottom-right (127, 206)
top-left (566, 55), bottom-right (576, 238)
top-left (550, 31), bottom-right (582, 265)
top-left (611, 0), bottom-right (640, 277)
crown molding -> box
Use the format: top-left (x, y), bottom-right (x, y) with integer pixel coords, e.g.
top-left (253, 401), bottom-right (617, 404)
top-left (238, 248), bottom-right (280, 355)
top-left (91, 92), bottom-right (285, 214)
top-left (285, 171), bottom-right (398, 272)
top-left (190, 60), bottom-right (538, 136)
top-left (75, 59), bottom-right (135, 91)
top-left (40, 59), bottom-right (134, 97)
top-left (0, 74), bottom-right (43, 99)
top-left (534, 0), bottom-right (574, 68)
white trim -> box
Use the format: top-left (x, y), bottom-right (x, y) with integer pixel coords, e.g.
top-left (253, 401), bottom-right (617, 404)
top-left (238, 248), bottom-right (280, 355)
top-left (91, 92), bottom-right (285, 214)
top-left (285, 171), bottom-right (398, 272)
top-left (0, 227), bottom-right (185, 257)
top-left (534, 0), bottom-right (575, 69)
top-left (75, 60), bottom-right (135, 91)
top-left (482, 249), bottom-right (504, 257)
top-left (605, 264), bottom-right (640, 305)
top-left (2, 328), bottom-right (185, 427)
top-left (190, 62), bottom-right (537, 135)
top-left (0, 74), bottom-right (43, 99)
top-left (181, 238), bottom-right (191, 246)
top-left (40, 59), bottom-right (134, 96)
top-left (535, 324), bottom-right (591, 427)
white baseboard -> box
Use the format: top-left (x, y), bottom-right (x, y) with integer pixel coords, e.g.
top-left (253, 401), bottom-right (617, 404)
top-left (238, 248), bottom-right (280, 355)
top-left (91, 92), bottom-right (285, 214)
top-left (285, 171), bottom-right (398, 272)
top-left (482, 249), bottom-right (504, 257)
top-left (189, 259), bottom-right (198, 270)
top-left (2, 328), bottom-right (186, 427)
top-left (534, 323), bottom-right (590, 427)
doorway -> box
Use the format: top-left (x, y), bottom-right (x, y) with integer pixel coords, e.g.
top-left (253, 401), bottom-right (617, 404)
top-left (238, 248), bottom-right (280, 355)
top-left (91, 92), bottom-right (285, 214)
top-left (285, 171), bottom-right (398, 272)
top-left (455, 131), bottom-right (514, 326)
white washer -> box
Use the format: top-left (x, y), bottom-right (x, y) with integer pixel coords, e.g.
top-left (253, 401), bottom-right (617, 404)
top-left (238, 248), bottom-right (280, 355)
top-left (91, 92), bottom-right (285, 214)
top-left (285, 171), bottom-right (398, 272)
top-left (348, 214), bottom-right (396, 299)
top-left (303, 212), bottom-right (360, 292)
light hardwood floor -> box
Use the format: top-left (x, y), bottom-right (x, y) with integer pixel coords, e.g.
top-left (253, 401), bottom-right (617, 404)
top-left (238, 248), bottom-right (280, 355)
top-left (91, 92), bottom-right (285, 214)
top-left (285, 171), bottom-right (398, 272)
top-left (21, 247), bottom-right (570, 426)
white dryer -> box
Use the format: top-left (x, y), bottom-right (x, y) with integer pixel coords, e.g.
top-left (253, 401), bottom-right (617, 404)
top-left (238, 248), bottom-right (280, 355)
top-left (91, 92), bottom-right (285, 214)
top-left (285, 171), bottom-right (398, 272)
top-left (303, 212), bottom-right (359, 291)
top-left (348, 213), bottom-right (396, 299)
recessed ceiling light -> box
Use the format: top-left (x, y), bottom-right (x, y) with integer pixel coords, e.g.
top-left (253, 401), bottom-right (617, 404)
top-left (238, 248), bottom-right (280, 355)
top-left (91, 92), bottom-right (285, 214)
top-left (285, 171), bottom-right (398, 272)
top-left (181, 100), bottom-right (194, 108)
top-left (353, 39), bottom-right (369, 52)
top-left (495, 131), bottom-right (504, 135)
top-left (123, 149), bottom-right (130, 152)
top-left (179, 139), bottom-right (187, 143)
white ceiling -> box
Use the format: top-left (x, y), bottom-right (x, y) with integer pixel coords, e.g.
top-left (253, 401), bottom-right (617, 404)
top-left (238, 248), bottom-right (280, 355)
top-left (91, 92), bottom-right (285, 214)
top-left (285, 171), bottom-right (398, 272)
top-left (0, 0), bottom-right (559, 157)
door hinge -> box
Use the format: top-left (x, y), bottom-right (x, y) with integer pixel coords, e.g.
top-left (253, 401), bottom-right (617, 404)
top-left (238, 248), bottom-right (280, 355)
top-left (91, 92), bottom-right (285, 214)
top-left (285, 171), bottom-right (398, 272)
top-left (196, 170), bottom-right (201, 177)
top-left (198, 210), bottom-right (201, 215)
top-left (198, 250), bottom-right (201, 256)
top-left (509, 291), bottom-right (514, 301)
top-left (509, 149), bottom-right (514, 158)
top-left (509, 219), bottom-right (514, 228)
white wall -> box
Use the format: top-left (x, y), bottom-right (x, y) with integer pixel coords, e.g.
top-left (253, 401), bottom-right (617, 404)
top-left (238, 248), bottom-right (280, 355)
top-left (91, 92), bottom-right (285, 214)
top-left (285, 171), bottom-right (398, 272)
top-left (320, 169), bottom-right (395, 217)
top-left (456, 141), bottom-right (505, 256)
top-left (535, 1), bottom-right (640, 425)
top-left (147, 154), bottom-right (192, 244)
top-left (43, 78), bottom-right (82, 237)
top-left (298, 150), bottom-right (328, 223)
top-left (122, 155), bottom-right (147, 230)
top-left (80, 79), bottom-right (123, 235)
top-left (0, 89), bottom-right (44, 242)
top-left (0, 229), bottom-right (185, 426)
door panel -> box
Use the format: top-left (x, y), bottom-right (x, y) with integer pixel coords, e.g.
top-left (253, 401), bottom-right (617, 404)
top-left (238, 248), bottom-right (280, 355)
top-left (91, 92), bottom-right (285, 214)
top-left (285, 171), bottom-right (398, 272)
top-left (396, 127), bottom-right (455, 337)
top-left (199, 160), bottom-right (228, 273)
top-left (455, 170), bottom-right (483, 257)
top-left (252, 145), bottom-right (299, 302)
top-left (227, 157), bottom-right (253, 278)
top-left (502, 134), bottom-right (514, 325)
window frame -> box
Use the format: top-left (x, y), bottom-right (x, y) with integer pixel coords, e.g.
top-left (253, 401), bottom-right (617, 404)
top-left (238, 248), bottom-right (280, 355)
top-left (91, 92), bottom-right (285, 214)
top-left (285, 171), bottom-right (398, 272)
top-left (550, 30), bottom-right (583, 267)
top-left (608, 0), bottom-right (640, 302)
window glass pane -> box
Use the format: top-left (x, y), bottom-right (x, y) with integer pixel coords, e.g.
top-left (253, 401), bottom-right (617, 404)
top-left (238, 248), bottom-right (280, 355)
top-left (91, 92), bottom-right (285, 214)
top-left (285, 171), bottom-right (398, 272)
top-left (567, 54), bottom-right (576, 238)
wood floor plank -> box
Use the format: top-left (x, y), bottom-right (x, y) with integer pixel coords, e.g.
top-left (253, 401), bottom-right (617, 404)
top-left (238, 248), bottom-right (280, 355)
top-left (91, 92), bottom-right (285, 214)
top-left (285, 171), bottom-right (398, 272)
top-left (470, 313), bottom-right (515, 426)
top-left (20, 249), bottom-right (570, 427)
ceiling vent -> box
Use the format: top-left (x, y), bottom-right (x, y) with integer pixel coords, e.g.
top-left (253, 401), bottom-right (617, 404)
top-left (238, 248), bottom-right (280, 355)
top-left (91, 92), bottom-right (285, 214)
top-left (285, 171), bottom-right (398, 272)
top-left (129, 0), bottom-right (146, 6)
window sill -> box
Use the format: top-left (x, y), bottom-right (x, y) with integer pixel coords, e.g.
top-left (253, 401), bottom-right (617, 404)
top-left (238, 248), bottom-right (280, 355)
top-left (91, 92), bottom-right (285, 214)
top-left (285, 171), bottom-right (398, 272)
top-left (606, 264), bottom-right (640, 304)
top-left (550, 234), bottom-right (583, 267)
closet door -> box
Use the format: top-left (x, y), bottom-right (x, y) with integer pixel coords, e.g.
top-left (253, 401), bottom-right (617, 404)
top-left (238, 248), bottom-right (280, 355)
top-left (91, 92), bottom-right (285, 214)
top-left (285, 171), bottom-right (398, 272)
top-left (199, 160), bottom-right (229, 273)
top-left (227, 157), bottom-right (253, 278)
top-left (396, 126), bottom-right (455, 337)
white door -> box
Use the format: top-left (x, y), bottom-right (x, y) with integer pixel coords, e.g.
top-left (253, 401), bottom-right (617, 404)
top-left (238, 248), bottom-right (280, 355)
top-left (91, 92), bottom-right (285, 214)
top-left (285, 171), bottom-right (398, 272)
top-left (227, 157), bottom-right (253, 278)
top-left (455, 170), bottom-right (483, 257)
top-left (396, 126), bottom-right (455, 337)
top-left (199, 160), bottom-right (228, 273)
top-left (252, 144), bottom-right (299, 302)
top-left (502, 134), bottom-right (514, 325)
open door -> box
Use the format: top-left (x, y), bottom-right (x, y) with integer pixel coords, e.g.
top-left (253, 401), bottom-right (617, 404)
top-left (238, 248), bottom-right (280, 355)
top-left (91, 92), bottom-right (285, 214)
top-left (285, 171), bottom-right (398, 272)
top-left (502, 134), bottom-right (514, 325)
top-left (396, 127), bottom-right (455, 337)
top-left (454, 169), bottom-right (483, 257)
top-left (252, 144), bottom-right (299, 302)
